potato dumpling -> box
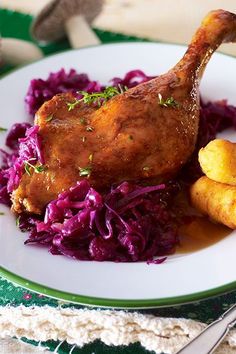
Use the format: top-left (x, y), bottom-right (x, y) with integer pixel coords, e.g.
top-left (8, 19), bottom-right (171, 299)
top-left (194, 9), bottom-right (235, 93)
top-left (199, 139), bottom-right (236, 185)
top-left (190, 176), bottom-right (236, 229)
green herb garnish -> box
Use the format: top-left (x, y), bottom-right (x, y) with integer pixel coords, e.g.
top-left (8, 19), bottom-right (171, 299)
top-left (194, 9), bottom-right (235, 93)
top-left (35, 165), bottom-right (46, 173)
top-left (24, 160), bottom-right (46, 176)
top-left (117, 84), bottom-right (128, 93)
top-left (86, 126), bottom-right (94, 132)
top-left (16, 216), bottom-right (20, 227)
top-left (0, 127), bottom-right (7, 132)
top-left (67, 85), bottom-right (128, 111)
top-left (0, 212), bottom-right (4, 215)
top-left (80, 117), bottom-right (87, 125)
top-left (67, 100), bottom-right (79, 111)
top-left (45, 115), bottom-right (54, 123)
top-left (79, 86), bottom-right (120, 106)
top-left (24, 163), bottom-right (31, 176)
top-left (158, 94), bottom-right (179, 108)
top-left (79, 166), bottom-right (92, 177)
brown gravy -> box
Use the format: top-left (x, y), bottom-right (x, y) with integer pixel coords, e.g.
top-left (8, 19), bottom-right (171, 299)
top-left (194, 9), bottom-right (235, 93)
top-left (173, 189), bottom-right (231, 253)
top-left (177, 216), bottom-right (231, 253)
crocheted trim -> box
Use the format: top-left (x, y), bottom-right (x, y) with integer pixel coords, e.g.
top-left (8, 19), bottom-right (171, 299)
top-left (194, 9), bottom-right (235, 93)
top-left (0, 337), bottom-right (49, 353)
top-left (0, 306), bottom-right (236, 353)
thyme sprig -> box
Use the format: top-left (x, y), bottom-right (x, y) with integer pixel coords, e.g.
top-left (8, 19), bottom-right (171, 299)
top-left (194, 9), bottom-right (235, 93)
top-left (67, 85), bottom-right (128, 111)
top-left (158, 94), bottom-right (179, 108)
top-left (45, 114), bottom-right (54, 123)
top-left (79, 166), bottom-right (92, 177)
top-left (24, 159), bottom-right (46, 176)
top-left (0, 127), bottom-right (7, 132)
top-left (16, 216), bottom-right (20, 227)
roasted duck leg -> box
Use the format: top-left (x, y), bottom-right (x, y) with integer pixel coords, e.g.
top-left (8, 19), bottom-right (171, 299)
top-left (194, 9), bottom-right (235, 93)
top-left (12, 10), bottom-right (236, 214)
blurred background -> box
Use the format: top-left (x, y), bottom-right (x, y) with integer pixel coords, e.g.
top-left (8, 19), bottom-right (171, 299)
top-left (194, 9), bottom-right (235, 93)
top-left (1, 0), bottom-right (236, 49)
top-left (1, 0), bottom-right (236, 75)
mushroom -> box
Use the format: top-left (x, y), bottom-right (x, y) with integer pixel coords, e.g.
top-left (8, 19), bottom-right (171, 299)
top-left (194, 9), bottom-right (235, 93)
top-left (31, 0), bottom-right (104, 49)
top-left (0, 38), bottom-right (44, 67)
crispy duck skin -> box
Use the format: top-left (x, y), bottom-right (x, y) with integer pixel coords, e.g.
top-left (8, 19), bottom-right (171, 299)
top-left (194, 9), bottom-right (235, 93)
top-left (12, 10), bottom-right (236, 214)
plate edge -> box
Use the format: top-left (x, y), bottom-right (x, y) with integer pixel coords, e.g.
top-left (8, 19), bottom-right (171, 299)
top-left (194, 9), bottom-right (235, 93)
top-left (1, 265), bottom-right (236, 308)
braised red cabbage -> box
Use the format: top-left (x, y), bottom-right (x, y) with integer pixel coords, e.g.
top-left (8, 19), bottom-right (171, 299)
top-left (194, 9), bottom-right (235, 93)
top-left (5, 125), bottom-right (43, 193)
top-left (25, 69), bottom-right (154, 116)
top-left (22, 180), bottom-right (179, 262)
top-left (1, 123), bottom-right (31, 205)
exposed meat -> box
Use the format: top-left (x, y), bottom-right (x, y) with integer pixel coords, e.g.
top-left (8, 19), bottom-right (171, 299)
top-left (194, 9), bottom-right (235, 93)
top-left (12, 10), bottom-right (236, 214)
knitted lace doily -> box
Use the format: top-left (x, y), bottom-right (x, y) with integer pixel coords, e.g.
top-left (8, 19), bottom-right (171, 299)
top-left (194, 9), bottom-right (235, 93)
top-left (1, 306), bottom-right (236, 353)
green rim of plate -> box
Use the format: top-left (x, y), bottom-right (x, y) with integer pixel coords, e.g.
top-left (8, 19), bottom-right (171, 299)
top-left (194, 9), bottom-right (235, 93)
top-left (1, 265), bottom-right (236, 308)
top-left (1, 42), bottom-right (236, 308)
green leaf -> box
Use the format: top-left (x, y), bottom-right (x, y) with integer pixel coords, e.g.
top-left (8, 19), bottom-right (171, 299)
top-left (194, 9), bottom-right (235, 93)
top-left (79, 166), bottom-right (92, 177)
top-left (45, 114), bottom-right (54, 123)
top-left (24, 163), bottom-right (31, 176)
top-left (16, 216), bottom-right (20, 227)
top-left (158, 93), bottom-right (179, 108)
top-left (0, 212), bottom-right (4, 216)
top-left (24, 160), bottom-right (46, 175)
top-left (34, 165), bottom-right (47, 173)
top-left (0, 127), bottom-right (7, 132)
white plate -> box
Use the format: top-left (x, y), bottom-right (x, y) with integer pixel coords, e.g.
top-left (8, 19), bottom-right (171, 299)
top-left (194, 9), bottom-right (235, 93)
top-left (1, 43), bottom-right (236, 308)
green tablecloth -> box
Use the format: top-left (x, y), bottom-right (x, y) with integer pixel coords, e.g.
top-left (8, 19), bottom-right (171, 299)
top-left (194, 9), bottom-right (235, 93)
top-left (0, 8), bottom-right (236, 354)
top-left (1, 275), bottom-right (236, 354)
